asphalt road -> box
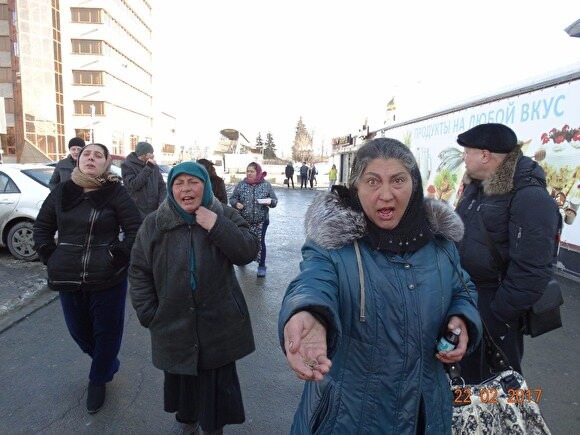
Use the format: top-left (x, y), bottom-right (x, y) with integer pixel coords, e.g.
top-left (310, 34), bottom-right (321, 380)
top-left (0, 186), bottom-right (578, 434)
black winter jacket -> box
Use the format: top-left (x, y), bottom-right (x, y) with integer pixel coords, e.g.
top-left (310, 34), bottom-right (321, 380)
top-left (121, 152), bottom-right (167, 218)
top-left (456, 148), bottom-right (560, 332)
top-left (33, 180), bottom-right (142, 292)
top-left (129, 198), bottom-right (258, 375)
top-left (48, 155), bottom-right (76, 190)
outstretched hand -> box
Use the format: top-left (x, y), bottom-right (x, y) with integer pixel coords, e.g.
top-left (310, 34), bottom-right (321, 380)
top-left (284, 311), bottom-right (332, 381)
top-left (436, 315), bottom-right (469, 364)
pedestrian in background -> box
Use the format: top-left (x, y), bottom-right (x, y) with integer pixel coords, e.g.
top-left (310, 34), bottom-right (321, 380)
top-left (285, 161), bottom-right (295, 189)
top-left (278, 138), bottom-right (482, 433)
top-left (33, 143), bottom-right (142, 414)
top-left (197, 158), bottom-right (227, 204)
top-left (121, 141), bottom-right (167, 219)
top-left (455, 123), bottom-right (560, 383)
top-left (229, 162), bottom-right (278, 277)
top-left (299, 162), bottom-right (308, 189)
top-left (307, 163), bottom-right (317, 189)
top-left (327, 163), bottom-right (338, 191)
top-left (48, 137), bottom-right (85, 190)
top-left (129, 161), bottom-right (258, 435)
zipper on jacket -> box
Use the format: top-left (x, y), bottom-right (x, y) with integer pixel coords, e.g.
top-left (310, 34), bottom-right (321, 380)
top-left (81, 208), bottom-right (100, 282)
top-left (516, 226), bottom-right (522, 249)
top-left (467, 199), bottom-right (476, 210)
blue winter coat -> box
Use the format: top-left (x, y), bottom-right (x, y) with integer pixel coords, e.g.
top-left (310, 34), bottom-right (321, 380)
top-left (278, 194), bottom-right (482, 434)
top-left (229, 179), bottom-right (278, 224)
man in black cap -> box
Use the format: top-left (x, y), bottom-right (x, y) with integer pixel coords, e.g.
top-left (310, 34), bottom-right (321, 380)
top-left (49, 136), bottom-right (86, 190)
top-left (454, 123), bottom-right (560, 383)
top-left (121, 141), bottom-right (167, 218)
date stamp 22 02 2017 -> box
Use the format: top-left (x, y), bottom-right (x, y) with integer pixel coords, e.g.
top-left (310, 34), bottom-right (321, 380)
top-left (453, 387), bottom-right (543, 405)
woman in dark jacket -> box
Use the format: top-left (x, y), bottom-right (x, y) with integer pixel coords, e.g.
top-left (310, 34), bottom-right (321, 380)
top-left (33, 143), bottom-right (141, 414)
top-left (129, 161), bottom-right (258, 435)
top-left (197, 158), bottom-right (227, 204)
top-left (278, 138), bottom-right (483, 434)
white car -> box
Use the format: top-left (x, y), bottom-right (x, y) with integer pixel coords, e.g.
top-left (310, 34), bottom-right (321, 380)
top-left (158, 164), bottom-right (171, 183)
top-left (0, 164), bottom-right (53, 260)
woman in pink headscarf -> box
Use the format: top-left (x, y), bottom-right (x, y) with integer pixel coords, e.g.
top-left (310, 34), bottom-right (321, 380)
top-left (229, 162), bottom-right (278, 277)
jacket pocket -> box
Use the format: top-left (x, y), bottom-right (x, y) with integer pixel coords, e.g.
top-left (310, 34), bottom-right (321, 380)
top-left (306, 376), bottom-right (336, 434)
top-left (84, 245), bottom-right (118, 282)
top-left (48, 244), bottom-right (83, 283)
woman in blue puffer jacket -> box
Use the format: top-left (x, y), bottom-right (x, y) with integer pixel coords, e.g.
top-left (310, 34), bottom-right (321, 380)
top-left (229, 162), bottom-right (277, 277)
top-left (278, 138), bottom-right (482, 434)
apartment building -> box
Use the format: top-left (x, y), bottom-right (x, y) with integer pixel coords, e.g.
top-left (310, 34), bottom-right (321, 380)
top-left (0, 0), bottom-right (163, 163)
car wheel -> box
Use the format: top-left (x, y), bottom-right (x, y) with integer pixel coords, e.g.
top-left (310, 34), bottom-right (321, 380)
top-left (7, 221), bottom-right (38, 261)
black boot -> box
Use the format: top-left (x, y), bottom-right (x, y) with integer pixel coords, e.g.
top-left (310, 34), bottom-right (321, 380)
top-left (86, 382), bottom-right (106, 414)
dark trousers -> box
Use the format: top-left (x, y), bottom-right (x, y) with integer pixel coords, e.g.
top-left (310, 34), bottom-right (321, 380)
top-left (309, 178), bottom-right (314, 189)
top-left (59, 280), bottom-right (127, 384)
top-left (300, 176), bottom-right (308, 189)
top-left (259, 219), bottom-right (269, 267)
top-left (459, 329), bottom-right (523, 383)
top-left (286, 177), bottom-right (294, 188)
top-left (458, 286), bottom-right (524, 383)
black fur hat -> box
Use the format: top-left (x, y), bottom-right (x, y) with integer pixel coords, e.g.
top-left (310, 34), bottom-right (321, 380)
top-left (457, 123), bottom-right (517, 154)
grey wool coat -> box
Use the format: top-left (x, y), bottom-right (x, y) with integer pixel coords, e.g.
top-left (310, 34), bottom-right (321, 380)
top-left (278, 194), bottom-right (482, 434)
top-left (129, 197), bottom-right (259, 375)
top-left (121, 152), bottom-right (167, 218)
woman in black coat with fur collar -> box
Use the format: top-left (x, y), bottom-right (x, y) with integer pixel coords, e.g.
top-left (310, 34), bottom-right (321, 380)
top-left (34, 143), bottom-right (142, 414)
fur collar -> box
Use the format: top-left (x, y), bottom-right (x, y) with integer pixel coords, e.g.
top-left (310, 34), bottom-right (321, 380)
top-left (156, 196), bottom-right (224, 232)
top-left (463, 147), bottom-right (522, 196)
top-left (304, 193), bottom-right (464, 250)
top-left (61, 180), bottom-right (119, 211)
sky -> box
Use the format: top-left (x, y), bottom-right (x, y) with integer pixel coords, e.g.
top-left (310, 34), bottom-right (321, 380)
top-left (152, 0), bottom-right (580, 158)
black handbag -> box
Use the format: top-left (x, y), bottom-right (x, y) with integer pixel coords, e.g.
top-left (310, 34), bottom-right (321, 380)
top-left (520, 279), bottom-right (564, 337)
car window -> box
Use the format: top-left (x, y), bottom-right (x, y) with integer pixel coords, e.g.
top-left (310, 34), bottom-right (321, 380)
top-left (0, 173), bottom-right (21, 193)
top-left (21, 168), bottom-right (54, 188)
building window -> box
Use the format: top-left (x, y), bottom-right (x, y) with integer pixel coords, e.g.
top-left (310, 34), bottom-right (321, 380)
top-left (0, 67), bottom-right (12, 82)
top-left (162, 144), bottom-right (175, 154)
top-left (130, 135), bottom-right (138, 150)
top-left (0, 4), bottom-right (9, 20)
top-left (75, 129), bottom-right (91, 142)
top-left (4, 98), bottom-right (14, 113)
top-left (71, 39), bottom-right (102, 55)
top-left (74, 101), bottom-right (104, 115)
top-left (71, 8), bottom-right (102, 24)
top-left (73, 70), bottom-right (103, 85)
top-left (0, 36), bottom-right (10, 51)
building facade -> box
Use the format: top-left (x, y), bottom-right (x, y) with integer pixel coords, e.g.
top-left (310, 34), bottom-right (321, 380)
top-left (0, 0), bottom-right (168, 163)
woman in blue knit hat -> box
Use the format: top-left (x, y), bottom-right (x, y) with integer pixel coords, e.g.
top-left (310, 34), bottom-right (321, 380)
top-left (129, 161), bottom-right (259, 435)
